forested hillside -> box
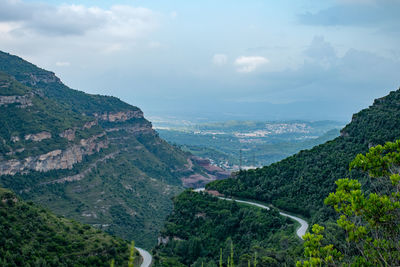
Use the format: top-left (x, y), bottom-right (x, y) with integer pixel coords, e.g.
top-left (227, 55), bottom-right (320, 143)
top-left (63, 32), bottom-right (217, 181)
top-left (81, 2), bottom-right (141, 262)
top-left (0, 51), bottom-right (212, 248)
top-left (153, 190), bottom-right (301, 267)
top-left (0, 187), bottom-right (138, 266)
top-left (208, 88), bottom-right (400, 223)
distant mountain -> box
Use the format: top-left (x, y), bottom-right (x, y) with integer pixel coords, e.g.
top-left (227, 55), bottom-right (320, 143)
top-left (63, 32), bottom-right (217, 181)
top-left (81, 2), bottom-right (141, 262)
top-left (208, 87), bottom-right (400, 221)
top-left (0, 186), bottom-right (136, 266)
top-left (0, 51), bottom-right (214, 248)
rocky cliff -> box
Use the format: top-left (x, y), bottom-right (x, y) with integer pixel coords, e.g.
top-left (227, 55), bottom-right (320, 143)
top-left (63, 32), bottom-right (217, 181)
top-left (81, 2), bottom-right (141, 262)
top-left (0, 94), bottom-right (33, 107)
top-left (0, 133), bottom-right (108, 175)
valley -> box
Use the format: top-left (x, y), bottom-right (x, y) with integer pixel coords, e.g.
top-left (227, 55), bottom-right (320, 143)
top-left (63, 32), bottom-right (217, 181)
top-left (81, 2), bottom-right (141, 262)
top-left (156, 120), bottom-right (342, 171)
top-left (0, 50), bottom-right (399, 267)
top-left (0, 0), bottom-right (398, 266)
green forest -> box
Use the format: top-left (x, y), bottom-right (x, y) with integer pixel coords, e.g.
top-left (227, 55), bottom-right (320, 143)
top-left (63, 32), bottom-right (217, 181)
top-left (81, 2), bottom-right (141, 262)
top-left (0, 187), bottom-right (140, 267)
top-left (153, 190), bottom-right (302, 267)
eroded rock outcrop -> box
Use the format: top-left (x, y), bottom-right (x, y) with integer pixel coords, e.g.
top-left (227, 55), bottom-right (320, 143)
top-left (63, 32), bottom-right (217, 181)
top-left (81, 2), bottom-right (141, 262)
top-left (0, 94), bottom-right (32, 108)
top-left (95, 110), bottom-right (144, 122)
top-left (0, 133), bottom-right (108, 175)
top-left (24, 131), bottom-right (52, 142)
top-left (41, 151), bottom-right (118, 185)
top-left (105, 124), bottom-right (154, 135)
top-left (21, 72), bottom-right (61, 86)
top-left (59, 120), bottom-right (98, 141)
top-left (59, 128), bottom-right (76, 141)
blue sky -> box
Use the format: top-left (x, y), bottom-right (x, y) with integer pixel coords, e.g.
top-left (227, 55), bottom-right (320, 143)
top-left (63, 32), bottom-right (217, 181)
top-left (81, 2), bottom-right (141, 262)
top-left (0, 0), bottom-right (399, 122)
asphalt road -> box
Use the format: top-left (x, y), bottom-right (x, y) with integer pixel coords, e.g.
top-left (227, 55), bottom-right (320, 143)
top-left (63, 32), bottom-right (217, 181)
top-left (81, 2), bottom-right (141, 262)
top-left (195, 188), bottom-right (309, 239)
top-left (136, 247), bottom-right (152, 267)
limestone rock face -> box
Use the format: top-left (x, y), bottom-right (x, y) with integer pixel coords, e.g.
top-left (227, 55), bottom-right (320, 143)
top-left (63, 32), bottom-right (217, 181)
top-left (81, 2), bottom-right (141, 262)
top-left (24, 131), bottom-right (52, 142)
top-left (83, 120), bottom-right (97, 129)
top-left (0, 94), bottom-right (32, 108)
top-left (0, 133), bottom-right (108, 175)
top-left (59, 120), bottom-right (97, 141)
top-left (22, 72), bottom-right (61, 86)
top-left (11, 136), bottom-right (20, 143)
top-left (96, 110), bottom-right (144, 122)
top-left (105, 124), bottom-right (154, 136)
top-left (59, 128), bottom-right (76, 141)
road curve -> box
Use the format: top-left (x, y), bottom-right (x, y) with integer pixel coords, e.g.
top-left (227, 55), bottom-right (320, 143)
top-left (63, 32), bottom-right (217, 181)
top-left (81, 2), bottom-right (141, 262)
top-left (136, 247), bottom-right (152, 267)
top-left (194, 188), bottom-right (308, 239)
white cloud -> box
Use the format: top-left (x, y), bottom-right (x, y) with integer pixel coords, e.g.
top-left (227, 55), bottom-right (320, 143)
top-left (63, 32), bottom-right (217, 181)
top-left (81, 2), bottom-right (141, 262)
top-left (212, 54), bottom-right (228, 66)
top-left (55, 61), bottom-right (70, 67)
top-left (234, 56), bottom-right (269, 73)
top-left (0, 1), bottom-right (158, 39)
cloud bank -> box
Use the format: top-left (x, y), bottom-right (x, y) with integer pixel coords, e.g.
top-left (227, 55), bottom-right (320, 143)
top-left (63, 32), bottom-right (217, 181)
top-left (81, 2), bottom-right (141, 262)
top-left (0, 0), bottom-right (158, 38)
top-left (298, 0), bottom-right (400, 30)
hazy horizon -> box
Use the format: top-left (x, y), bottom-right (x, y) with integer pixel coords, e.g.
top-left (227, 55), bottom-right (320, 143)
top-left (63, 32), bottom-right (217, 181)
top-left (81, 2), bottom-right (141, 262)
top-left (1, 0), bottom-right (399, 122)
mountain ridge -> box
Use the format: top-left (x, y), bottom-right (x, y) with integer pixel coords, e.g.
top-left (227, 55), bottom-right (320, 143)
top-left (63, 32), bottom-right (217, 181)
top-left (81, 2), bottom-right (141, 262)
top-left (0, 50), bottom-right (219, 248)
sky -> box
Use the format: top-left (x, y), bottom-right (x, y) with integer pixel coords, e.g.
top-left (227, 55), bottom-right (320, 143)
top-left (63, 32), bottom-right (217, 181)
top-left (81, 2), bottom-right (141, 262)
top-left (0, 0), bottom-right (399, 123)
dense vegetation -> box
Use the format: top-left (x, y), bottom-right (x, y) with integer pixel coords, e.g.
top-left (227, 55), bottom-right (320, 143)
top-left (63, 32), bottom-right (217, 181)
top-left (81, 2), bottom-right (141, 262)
top-left (298, 140), bottom-right (400, 266)
top-left (207, 89), bottom-right (400, 222)
top-left (0, 187), bottom-right (139, 266)
top-left (153, 190), bottom-right (302, 267)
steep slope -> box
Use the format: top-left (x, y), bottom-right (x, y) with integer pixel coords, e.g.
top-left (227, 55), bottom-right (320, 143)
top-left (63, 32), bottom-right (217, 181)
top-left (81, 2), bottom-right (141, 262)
top-left (208, 88), bottom-right (400, 222)
top-left (0, 186), bottom-right (137, 266)
top-left (0, 51), bottom-right (210, 248)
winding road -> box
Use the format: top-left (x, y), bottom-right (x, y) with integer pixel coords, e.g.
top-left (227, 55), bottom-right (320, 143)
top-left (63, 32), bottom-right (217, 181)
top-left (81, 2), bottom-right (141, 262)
top-left (135, 188), bottom-right (309, 267)
top-left (136, 247), bottom-right (152, 267)
top-left (195, 188), bottom-right (309, 239)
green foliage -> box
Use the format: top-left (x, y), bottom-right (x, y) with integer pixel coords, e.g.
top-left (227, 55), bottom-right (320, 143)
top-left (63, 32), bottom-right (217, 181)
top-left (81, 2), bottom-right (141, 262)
top-left (153, 190), bottom-right (302, 266)
top-left (0, 72), bottom-right (29, 95)
top-left (0, 187), bottom-right (131, 266)
top-left (128, 241), bottom-right (136, 267)
top-left (296, 225), bottom-right (341, 267)
top-left (298, 140), bottom-right (400, 266)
